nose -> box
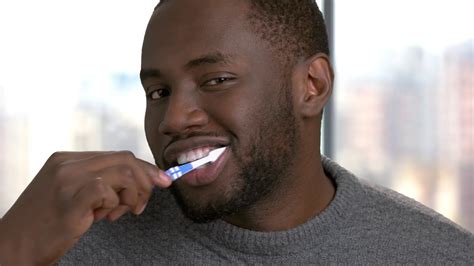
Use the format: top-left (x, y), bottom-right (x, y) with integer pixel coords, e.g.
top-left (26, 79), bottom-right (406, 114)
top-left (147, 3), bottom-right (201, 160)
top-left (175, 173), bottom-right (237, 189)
top-left (158, 90), bottom-right (209, 136)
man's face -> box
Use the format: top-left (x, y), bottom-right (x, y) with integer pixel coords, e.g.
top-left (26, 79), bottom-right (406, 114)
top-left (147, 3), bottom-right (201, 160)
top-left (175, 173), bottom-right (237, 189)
top-left (141, 0), bottom-right (299, 222)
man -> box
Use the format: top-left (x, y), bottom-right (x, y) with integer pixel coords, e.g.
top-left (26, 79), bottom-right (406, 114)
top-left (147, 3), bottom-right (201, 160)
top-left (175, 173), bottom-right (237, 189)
top-left (0, 0), bottom-right (473, 264)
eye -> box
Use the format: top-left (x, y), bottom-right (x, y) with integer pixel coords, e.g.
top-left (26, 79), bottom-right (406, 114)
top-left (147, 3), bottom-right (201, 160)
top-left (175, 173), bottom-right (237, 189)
top-left (147, 87), bottom-right (170, 100)
top-left (203, 76), bottom-right (236, 86)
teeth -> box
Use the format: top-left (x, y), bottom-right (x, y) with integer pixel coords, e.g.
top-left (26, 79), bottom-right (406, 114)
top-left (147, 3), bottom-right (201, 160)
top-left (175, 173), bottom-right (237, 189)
top-left (177, 154), bottom-right (187, 165)
top-left (177, 147), bottom-right (214, 165)
top-left (188, 152), bottom-right (197, 162)
top-left (195, 149), bottom-right (204, 160)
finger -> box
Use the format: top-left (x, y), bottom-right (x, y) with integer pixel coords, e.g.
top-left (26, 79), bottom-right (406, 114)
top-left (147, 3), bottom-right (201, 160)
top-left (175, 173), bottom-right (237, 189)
top-left (71, 177), bottom-right (120, 221)
top-left (121, 160), bottom-right (155, 211)
top-left (118, 186), bottom-right (140, 214)
top-left (76, 151), bottom-right (155, 195)
top-left (93, 181), bottom-right (121, 221)
top-left (58, 151), bottom-right (155, 213)
top-left (94, 208), bottom-right (111, 221)
top-left (98, 178), bottom-right (121, 209)
top-left (136, 158), bottom-right (172, 188)
top-left (84, 153), bottom-right (157, 211)
top-left (107, 205), bottom-right (130, 222)
top-left (95, 166), bottom-right (142, 212)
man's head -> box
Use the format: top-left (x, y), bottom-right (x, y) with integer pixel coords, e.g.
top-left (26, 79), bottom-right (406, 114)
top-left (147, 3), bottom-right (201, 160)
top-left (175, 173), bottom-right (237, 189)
top-left (141, 0), bottom-right (333, 223)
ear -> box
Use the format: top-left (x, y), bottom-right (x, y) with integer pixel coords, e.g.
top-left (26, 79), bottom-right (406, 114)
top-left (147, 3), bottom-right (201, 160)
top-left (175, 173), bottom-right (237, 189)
top-left (293, 53), bottom-right (334, 119)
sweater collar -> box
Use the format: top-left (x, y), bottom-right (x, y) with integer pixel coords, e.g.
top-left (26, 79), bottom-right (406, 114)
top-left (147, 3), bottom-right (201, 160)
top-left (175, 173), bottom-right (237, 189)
top-left (188, 156), bottom-right (361, 255)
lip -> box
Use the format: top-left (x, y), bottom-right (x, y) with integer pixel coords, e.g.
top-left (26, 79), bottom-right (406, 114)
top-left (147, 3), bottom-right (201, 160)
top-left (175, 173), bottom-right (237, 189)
top-left (179, 147), bottom-right (230, 187)
top-left (163, 136), bottom-right (230, 168)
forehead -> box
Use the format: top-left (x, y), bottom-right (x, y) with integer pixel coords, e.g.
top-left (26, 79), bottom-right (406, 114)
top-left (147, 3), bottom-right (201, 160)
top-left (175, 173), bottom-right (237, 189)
top-left (141, 0), bottom-right (271, 71)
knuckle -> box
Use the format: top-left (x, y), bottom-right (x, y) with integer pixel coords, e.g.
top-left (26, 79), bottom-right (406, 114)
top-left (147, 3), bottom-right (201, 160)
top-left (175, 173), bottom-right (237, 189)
top-left (91, 178), bottom-right (108, 196)
top-left (110, 194), bottom-right (120, 207)
top-left (142, 186), bottom-right (152, 197)
top-left (142, 181), bottom-right (153, 195)
top-left (117, 150), bottom-right (136, 162)
top-left (48, 152), bottom-right (66, 164)
top-left (54, 163), bottom-right (72, 179)
top-left (118, 165), bottom-right (134, 180)
top-left (139, 192), bottom-right (151, 206)
top-left (121, 187), bottom-right (138, 201)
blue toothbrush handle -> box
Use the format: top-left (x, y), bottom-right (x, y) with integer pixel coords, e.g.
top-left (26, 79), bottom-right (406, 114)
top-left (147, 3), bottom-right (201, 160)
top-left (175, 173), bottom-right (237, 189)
top-left (165, 163), bottom-right (194, 181)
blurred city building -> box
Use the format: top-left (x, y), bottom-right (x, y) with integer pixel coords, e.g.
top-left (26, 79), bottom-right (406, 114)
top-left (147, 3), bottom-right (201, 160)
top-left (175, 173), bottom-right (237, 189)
top-left (334, 35), bottom-right (473, 232)
top-left (443, 40), bottom-right (474, 231)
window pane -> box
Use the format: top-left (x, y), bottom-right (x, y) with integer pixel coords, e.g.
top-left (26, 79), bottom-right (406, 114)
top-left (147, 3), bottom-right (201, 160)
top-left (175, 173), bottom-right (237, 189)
top-left (333, 0), bottom-right (473, 232)
top-left (0, 0), bottom-right (158, 216)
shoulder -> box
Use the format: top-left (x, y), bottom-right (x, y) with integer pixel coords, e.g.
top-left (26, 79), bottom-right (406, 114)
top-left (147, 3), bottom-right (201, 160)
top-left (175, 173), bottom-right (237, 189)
top-left (360, 180), bottom-right (473, 262)
top-left (322, 156), bottom-right (474, 263)
top-left (360, 177), bottom-right (472, 238)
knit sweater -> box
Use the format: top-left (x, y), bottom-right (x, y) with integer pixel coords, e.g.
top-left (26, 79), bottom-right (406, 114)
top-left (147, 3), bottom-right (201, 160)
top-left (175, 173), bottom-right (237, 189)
top-left (60, 157), bottom-right (474, 264)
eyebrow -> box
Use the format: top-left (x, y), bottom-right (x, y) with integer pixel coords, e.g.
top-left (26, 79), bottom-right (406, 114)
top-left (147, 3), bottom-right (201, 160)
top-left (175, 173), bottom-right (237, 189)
top-left (140, 68), bottom-right (162, 81)
top-left (140, 52), bottom-right (234, 82)
top-left (184, 52), bottom-right (234, 70)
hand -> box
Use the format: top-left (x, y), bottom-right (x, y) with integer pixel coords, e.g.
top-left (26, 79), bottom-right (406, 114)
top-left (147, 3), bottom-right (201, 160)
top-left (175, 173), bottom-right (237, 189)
top-left (0, 151), bottom-right (171, 265)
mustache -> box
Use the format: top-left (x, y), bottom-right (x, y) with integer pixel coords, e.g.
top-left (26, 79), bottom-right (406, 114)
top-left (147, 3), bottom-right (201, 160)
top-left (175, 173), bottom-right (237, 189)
top-left (167, 131), bottom-right (228, 146)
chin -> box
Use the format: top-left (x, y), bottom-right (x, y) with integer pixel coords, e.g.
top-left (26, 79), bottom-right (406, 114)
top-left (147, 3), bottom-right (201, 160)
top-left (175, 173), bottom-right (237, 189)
top-left (170, 173), bottom-right (246, 223)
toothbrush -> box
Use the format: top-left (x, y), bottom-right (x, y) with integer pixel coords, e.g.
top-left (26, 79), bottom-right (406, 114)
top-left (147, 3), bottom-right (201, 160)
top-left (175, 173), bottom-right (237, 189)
top-left (165, 147), bottom-right (227, 181)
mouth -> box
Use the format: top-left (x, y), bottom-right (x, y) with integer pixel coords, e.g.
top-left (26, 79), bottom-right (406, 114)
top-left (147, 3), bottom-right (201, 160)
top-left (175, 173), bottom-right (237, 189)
top-left (177, 146), bottom-right (230, 187)
top-left (163, 136), bottom-right (231, 169)
top-left (162, 137), bottom-right (231, 186)
top-left (174, 145), bottom-right (227, 167)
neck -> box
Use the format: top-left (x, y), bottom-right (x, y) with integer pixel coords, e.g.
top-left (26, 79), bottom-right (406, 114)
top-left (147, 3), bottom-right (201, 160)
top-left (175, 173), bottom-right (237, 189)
top-left (223, 150), bottom-right (335, 232)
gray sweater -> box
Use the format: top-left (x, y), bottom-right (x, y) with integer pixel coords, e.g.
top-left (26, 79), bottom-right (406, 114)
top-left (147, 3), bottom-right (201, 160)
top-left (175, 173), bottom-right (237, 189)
top-left (61, 157), bottom-right (474, 264)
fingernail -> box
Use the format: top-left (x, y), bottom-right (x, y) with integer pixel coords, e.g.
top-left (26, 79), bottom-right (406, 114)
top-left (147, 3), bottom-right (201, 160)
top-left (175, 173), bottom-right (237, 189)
top-left (137, 203), bottom-right (147, 215)
top-left (151, 170), bottom-right (171, 185)
top-left (159, 171), bottom-right (172, 182)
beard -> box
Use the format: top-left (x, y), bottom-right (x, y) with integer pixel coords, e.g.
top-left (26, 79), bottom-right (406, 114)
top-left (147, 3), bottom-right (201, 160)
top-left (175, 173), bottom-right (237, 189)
top-left (170, 84), bottom-right (299, 223)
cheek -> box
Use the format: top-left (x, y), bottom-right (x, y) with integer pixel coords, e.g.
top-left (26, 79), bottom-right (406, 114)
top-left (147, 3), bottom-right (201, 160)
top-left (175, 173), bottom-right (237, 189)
top-left (144, 109), bottom-right (153, 141)
top-left (203, 88), bottom-right (262, 137)
top-left (203, 88), bottom-right (277, 162)
top-left (144, 107), bottom-right (166, 160)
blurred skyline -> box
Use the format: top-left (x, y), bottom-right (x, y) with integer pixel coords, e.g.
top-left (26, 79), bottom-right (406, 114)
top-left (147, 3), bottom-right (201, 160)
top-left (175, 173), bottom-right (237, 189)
top-left (334, 40), bottom-right (473, 231)
top-left (333, 0), bottom-right (473, 232)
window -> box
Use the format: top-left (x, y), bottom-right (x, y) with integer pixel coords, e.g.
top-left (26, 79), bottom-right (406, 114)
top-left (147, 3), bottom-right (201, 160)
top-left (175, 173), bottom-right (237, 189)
top-left (329, 0), bottom-right (473, 232)
top-left (0, 1), bottom-right (472, 234)
top-left (0, 0), bottom-right (158, 214)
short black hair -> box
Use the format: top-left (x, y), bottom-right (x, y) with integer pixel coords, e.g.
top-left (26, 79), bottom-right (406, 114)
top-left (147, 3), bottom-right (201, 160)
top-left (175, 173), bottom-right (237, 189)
top-left (246, 0), bottom-right (329, 62)
top-left (155, 0), bottom-right (329, 65)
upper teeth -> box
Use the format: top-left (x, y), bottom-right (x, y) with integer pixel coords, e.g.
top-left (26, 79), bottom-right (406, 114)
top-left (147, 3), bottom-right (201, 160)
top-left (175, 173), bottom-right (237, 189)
top-left (177, 147), bottom-right (215, 165)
